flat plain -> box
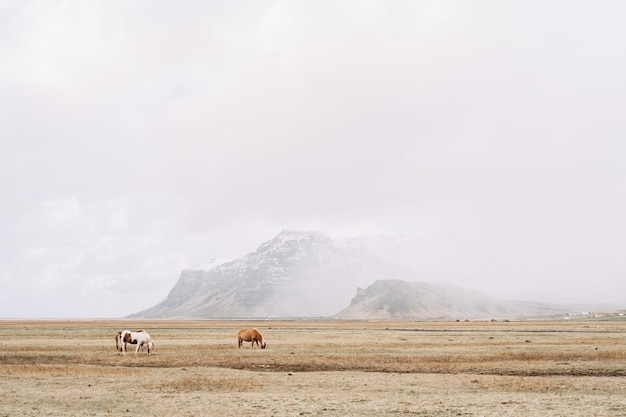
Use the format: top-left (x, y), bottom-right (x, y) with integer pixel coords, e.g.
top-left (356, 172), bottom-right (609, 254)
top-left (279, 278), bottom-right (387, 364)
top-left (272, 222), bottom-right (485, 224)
top-left (1, 319), bottom-right (625, 416)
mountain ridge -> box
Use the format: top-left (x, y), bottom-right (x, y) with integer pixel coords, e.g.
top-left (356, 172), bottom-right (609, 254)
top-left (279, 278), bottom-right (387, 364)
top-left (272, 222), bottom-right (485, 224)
top-left (334, 279), bottom-right (600, 320)
top-left (130, 230), bottom-right (621, 319)
top-left (132, 230), bottom-right (415, 318)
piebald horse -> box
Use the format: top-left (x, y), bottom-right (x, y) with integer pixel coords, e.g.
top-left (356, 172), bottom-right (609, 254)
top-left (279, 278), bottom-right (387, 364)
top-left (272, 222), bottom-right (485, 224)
top-left (115, 330), bottom-right (140, 352)
top-left (237, 328), bottom-right (267, 349)
top-left (116, 330), bottom-right (142, 353)
top-left (115, 329), bottom-right (155, 355)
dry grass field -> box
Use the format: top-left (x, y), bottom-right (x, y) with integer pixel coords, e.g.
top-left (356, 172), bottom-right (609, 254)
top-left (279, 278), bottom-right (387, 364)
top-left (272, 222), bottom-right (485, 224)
top-left (1, 319), bottom-right (625, 416)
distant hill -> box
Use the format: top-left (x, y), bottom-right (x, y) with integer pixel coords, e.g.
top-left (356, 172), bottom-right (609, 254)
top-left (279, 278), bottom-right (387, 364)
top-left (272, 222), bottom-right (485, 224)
top-left (334, 279), bottom-right (579, 320)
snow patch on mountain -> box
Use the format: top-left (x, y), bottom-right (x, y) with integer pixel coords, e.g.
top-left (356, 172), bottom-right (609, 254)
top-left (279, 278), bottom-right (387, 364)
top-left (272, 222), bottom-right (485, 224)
top-left (188, 258), bottom-right (232, 272)
top-left (131, 230), bottom-right (416, 318)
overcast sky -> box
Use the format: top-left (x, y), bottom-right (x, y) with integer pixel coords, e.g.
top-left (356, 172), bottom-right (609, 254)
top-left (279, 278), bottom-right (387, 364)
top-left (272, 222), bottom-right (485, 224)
top-left (1, 1), bottom-right (625, 318)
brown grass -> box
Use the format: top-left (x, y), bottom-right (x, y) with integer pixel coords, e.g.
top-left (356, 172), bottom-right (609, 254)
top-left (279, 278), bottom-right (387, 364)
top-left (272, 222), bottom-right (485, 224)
top-left (1, 363), bottom-right (143, 377)
top-left (1, 319), bottom-right (625, 416)
top-left (2, 320), bottom-right (625, 377)
top-left (153, 375), bottom-right (257, 393)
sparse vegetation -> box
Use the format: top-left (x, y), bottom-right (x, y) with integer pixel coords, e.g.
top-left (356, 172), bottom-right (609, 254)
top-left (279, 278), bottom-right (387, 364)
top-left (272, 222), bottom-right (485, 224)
top-left (1, 320), bottom-right (625, 416)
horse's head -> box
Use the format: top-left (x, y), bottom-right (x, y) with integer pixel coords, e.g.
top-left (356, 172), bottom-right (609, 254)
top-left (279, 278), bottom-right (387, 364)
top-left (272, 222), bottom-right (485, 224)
top-left (147, 341), bottom-right (155, 355)
top-left (261, 342), bottom-right (267, 349)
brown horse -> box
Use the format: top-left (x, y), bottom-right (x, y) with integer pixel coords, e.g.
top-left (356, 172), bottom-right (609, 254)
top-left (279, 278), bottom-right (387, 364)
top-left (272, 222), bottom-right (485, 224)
top-left (237, 328), bottom-right (267, 349)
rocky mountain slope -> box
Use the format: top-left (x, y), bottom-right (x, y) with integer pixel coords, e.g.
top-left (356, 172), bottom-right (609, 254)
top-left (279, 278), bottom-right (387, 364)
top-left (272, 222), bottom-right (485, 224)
top-left (132, 230), bottom-right (612, 320)
top-left (132, 230), bottom-right (415, 318)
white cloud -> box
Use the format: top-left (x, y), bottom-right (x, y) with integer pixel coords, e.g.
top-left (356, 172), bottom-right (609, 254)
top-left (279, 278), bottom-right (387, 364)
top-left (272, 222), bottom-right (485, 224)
top-left (1, 1), bottom-right (625, 317)
top-left (0, 196), bottom-right (192, 317)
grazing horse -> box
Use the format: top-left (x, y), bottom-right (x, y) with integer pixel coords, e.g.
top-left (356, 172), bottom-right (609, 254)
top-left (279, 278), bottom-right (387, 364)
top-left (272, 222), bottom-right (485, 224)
top-left (115, 330), bottom-right (143, 352)
top-left (115, 330), bottom-right (137, 352)
top-left (115, 330), bottom-right (144, 353)
top-left (237, 328), bottom-right (266, 349)
top-left (116, 329), bottom-right (155, 355)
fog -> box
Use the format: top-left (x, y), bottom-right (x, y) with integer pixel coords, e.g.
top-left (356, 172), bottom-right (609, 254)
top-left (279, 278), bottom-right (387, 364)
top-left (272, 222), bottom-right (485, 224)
top-left (1, 1), bottom-right (625, 318)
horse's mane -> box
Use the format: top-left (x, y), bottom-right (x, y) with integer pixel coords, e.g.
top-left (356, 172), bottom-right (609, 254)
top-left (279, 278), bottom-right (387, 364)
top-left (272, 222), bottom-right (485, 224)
top-left (253, 328), bottom-right (264, 343)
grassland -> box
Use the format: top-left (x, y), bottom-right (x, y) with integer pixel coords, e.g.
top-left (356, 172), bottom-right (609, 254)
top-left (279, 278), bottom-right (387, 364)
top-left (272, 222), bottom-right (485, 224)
top-left (1, 319), bottom-right (625, 416)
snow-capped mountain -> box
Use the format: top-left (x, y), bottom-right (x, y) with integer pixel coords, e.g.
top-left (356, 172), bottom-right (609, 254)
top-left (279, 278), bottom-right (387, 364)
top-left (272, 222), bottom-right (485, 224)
top-left (130, 230), bottom-right (619, 319)
top-left (132, 230), bottom-right (416, 318)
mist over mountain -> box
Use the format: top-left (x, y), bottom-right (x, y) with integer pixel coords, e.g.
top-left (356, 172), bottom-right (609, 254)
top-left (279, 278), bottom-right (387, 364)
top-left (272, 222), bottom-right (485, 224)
top-left (132, 230), bottom-right (620, 320)
top-left (334, 280), bottom-right (586, 320)
top-left (132, 230), bottom-right (415, 318)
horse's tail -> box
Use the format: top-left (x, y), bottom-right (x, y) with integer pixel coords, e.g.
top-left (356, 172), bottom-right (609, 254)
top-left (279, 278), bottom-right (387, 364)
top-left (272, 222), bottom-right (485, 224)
top-left (115, 332), bottom-right (121, 351)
